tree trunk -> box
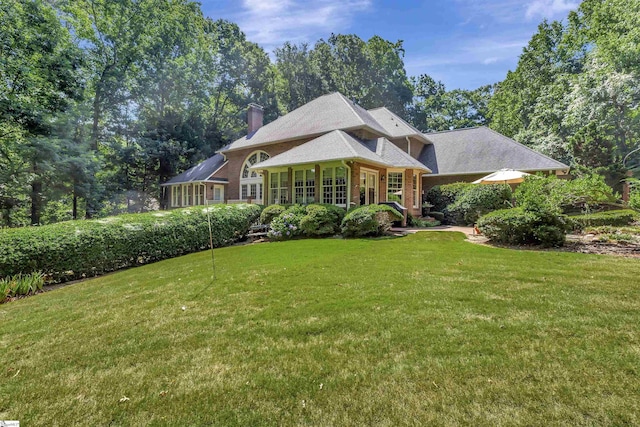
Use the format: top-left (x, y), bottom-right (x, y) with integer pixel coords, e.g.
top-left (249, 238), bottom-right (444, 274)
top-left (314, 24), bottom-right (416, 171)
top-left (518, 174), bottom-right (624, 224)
top-left (72, 190), bottom-right (78, 220)
top-left (30, 180), bottom-right (42, 225)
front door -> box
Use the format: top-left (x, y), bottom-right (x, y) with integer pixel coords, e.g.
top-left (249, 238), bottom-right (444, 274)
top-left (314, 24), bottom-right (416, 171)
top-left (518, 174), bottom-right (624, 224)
top-left (359, 170), bottom-right (378, 205)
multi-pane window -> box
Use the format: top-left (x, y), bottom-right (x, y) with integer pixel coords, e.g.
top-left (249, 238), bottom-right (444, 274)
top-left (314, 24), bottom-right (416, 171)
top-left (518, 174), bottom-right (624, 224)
top-left (196, 185), bottom-right (205, 205)
top-left (213, 186), bottom-right (223, 201)
top-left (321, 166), bottom-right (347, 207)
top-left (171, 186), bottom-right (180, 207)
top-left (240, 151), bottom-right (269, 202)
top-left (294, 168), bottom-right (316, 204)
top-left (270, 171), bottom-right (289, 204)
top-left (387, 172), bottom-right (403, 205)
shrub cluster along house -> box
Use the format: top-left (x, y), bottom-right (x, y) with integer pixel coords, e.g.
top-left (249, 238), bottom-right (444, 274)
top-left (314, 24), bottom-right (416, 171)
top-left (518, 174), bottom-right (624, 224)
top-left (162, 92), bottom-right (569, 217)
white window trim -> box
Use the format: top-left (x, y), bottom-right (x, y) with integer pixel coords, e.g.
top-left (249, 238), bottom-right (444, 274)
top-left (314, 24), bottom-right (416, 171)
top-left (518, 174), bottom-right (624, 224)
top-left (240, 150), bottom-right (269, 203)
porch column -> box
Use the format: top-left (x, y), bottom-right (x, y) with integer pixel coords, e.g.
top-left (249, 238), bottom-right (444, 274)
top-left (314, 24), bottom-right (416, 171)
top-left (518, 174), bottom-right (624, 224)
top-left (404, 169), bottom-right (414, 210)
top-left (287, 168), bottom-right (293, 204)
top-left (263, 170), bottom-right (269, 205)
top-left (315, 164), bottom-right (321, 203)
top-left (350, 162), bottom-right (361, 207)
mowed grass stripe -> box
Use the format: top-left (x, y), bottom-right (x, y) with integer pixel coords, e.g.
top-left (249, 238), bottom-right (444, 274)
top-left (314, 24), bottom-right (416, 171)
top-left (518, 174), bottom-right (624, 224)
top-left (1, 232), bottom-right (639, 426)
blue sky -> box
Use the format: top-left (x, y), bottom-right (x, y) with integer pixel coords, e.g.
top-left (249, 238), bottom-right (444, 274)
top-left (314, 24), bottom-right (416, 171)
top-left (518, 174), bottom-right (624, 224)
top-left (202, 0), bottom-right (579, 90)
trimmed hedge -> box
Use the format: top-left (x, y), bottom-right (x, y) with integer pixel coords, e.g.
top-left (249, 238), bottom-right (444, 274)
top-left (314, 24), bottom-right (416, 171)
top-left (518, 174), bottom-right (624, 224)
top-left (0, 204), bottom-right (261, 283)
top-left (341, 205), bottom-right (403, 237)
top-left (570, 209), bottom-right (638, 229)
top-left (477, 207), bottom-right (572, 247)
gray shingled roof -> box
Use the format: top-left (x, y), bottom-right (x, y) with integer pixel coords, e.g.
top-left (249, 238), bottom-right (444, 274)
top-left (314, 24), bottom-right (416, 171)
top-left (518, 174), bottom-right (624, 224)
top-left (420, 126), bottom-right (569, 176)
top-left (367, 107), bottom-right (429, 143)
top-left (162, 153), bottom-right (227, 185)
top-left (250, 130), bottom-right (430, 171)
top-left (223, 92), bottom-right (389, 152)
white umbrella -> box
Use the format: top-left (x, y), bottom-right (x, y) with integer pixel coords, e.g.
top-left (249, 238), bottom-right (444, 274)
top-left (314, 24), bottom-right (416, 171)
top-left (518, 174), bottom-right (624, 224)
top-left (472, 169), bottom-right (530, 185)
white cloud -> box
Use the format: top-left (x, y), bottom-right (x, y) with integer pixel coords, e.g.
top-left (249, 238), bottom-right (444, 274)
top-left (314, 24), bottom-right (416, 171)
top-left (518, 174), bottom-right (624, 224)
top-left (405, 37), bottom-right (528, 71)
top-left (233, 0), bottom-right (372, 49)
top-left (525, 0), bottom-right (579, 20)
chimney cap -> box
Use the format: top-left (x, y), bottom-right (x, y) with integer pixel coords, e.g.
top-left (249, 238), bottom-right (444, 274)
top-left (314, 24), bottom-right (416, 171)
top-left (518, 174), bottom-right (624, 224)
top-left (248, 103), bottom-right (264, 110)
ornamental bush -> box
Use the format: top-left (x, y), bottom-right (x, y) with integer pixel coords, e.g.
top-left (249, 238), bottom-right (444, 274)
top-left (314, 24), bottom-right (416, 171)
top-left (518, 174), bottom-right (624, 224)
top-left (0, 204), bottom-right (261, 283)
top-left (445, 184), bottom-right (513, 225)
top-left (268, 208), bottom-right (305, 240)
top-left (300, 204), bottom-right (346, 236)
top-left (341, 205), bottom-right (403, 237)
top-left (260, 204), bottom-right (287, 224)
top-left (477, 206), bottom-right (572, 247)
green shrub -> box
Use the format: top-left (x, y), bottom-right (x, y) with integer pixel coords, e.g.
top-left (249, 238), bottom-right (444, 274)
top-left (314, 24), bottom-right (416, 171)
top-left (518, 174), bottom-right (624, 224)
top-left (268, 206), bottom-right (306, 240)
top-left (570, 209), bottom-right (638, 228)
top-left (300, 204), bottom-right (345, 236)
top-left (0, 272), bottom-right (46, 303)
top-left (425, 183), bottom-right (473, 212)
top-left (515, 174), bottom-right (616, 213)
top-left (477, 206), bottom-right (571, 247)
top-left (341, 205), bottom-right (403, 237)
top-left (445, 184), bottom-right (512, 225)
top-left (430, 211), bottom-right (445, 222)
top-left (630, 187), bottom-right (640, 211)
top-left (407, 214), bottom-right (441, 228)
top-left (0, 204), bottom-right (261, 283)
top-left (260, 204), bottom-right (287, 225)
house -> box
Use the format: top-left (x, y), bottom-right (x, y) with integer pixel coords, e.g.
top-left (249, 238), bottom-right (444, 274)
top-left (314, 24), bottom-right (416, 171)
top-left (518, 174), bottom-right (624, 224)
top-left (162, 92), bottom-right (569, 217)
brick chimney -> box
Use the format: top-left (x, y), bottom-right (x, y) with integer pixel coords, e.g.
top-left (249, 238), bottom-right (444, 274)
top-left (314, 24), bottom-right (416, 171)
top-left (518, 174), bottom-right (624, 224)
top-left (247, 103), bottom-right (263, 134)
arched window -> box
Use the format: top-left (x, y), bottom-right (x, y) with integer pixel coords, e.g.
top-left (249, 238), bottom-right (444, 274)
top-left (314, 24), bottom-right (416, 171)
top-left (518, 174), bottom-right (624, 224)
top-left (240, 151), bottom-right (269, 203)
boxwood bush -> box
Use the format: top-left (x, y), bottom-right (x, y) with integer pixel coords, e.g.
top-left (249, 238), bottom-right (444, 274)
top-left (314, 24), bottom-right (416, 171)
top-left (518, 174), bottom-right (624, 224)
top-left (0, 204), bottom-right (261, 283)
top-left (477, 207), bottom-right (572, 247)
top-left (300, 204), bottom-right (346, 236)
top-left (570, 209), bottom-right (638, 229)
top-left (341, 205), bottom-right (403, 237)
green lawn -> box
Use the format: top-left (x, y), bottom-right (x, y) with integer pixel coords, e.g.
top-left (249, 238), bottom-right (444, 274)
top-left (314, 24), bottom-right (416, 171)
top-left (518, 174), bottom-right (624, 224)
top-left (2, 232), bottom-right (640, 426)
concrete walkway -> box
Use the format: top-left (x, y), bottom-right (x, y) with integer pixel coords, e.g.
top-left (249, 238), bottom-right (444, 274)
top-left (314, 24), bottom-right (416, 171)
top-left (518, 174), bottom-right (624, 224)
top-left (391, 225), bottom-right (477, 236)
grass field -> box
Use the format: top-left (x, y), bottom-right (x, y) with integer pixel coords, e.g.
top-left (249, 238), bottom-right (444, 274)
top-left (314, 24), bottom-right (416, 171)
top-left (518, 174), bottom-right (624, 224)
top-left (1, 232), bottom-right (639, 426)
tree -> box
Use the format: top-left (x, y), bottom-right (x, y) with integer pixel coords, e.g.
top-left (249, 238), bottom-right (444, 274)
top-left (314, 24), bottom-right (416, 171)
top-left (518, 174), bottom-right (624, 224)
top-left (410, 75), bottom-right (493, 132)
top-left (0, 0), bottom-right (83, 225)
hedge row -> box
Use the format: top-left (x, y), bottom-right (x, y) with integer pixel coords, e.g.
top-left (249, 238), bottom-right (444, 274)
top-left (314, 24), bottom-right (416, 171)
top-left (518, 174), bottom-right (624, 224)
top-left (0, 204), bottom-right (261, 283)
top-left (570, 209), bottom-right (638, 229)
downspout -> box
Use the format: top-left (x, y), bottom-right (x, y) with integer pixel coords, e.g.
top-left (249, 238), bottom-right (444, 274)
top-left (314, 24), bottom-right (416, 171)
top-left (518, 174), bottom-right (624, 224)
top-left (341, 160), bottom-right (352, 209)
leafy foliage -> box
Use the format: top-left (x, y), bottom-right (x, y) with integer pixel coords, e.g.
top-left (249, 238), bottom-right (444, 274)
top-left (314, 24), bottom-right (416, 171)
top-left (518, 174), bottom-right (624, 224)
top-left (477, 206), bottom-right (572, 247)
top-left (260, 204), bottom-right (287, 225)
top-left (425, 183), bottom-right (474, 213)
top-left (445, 184), bottom-right (513, 225)
top-left (515, 174), bottom-right (617, 213)
top-left (299, 204), bottom-right (346, 236)
top-left (570, 209), bottom-right (638, 228)
top-left (0, 272), bottom-right (45, 303)
top-left (0, 204), bottom-right (261, 283)
top-left (268, 208), bottom-right (305, 241)
top-left (341, 205), bottom-right (403, 237)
